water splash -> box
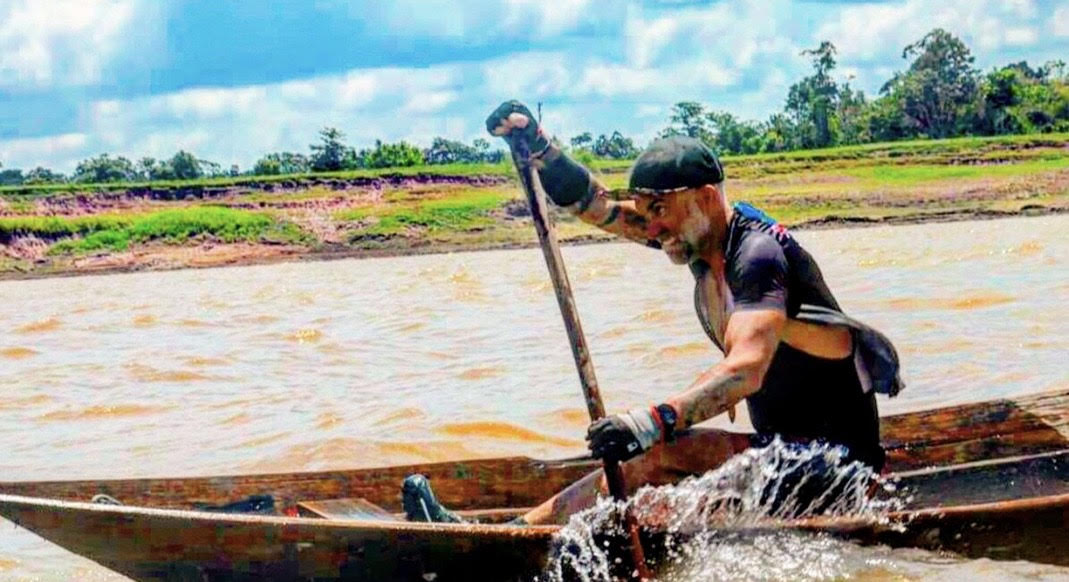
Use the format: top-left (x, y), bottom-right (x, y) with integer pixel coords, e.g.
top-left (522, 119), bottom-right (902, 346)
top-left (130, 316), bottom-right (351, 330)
top-left (543, 439), bottom-right (905, 582)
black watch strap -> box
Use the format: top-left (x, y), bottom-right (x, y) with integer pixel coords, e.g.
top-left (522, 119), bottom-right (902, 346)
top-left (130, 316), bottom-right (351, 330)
top-left (655, 403), bottom-right (678, 442)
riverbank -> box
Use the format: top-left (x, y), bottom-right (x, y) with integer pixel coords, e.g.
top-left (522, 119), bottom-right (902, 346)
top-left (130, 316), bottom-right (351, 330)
top-left (1, 205), bottom-right (1064, 282)
top-left (1, 133), bottom-right (1065, 281)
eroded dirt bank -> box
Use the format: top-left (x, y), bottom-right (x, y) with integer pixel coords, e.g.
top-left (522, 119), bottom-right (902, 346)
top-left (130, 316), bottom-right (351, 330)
top-left (2, 205), bottom-right (1064, 282)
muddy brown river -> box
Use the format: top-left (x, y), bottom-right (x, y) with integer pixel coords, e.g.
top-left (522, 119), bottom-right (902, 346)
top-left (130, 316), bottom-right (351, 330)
top-left (0, 215), bottom-right (1067, 580)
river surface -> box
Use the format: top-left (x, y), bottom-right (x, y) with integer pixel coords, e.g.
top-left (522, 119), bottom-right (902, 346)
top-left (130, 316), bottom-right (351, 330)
top-left (0, 214), bottom-right (1067, 580)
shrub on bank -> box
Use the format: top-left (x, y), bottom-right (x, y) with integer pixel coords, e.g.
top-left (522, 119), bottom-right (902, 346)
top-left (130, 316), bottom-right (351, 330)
top-left (0, 214), bottom-right (133, 241)
top-left (0, 207), bottom-right (310, 255)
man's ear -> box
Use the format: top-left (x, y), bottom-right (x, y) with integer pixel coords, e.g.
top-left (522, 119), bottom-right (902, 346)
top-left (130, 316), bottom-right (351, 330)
top-left (698, 183), bottom-right (721, 198)
top-left (696, 183), bottom-right (722, 209)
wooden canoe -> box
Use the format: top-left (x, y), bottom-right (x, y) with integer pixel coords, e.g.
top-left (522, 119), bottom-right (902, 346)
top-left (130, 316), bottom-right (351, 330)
top-left (1, 388), bottom-right (1067, 581)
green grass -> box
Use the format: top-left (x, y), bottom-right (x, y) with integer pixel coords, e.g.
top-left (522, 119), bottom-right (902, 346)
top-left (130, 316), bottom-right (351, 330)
top-left (0, 207), bottom-right (310, 255)
top-left (338, 189), bottom-right (514, 236)
top-left (0, 214), bottom-right (134, 239)
top-left (722, 133), bottom-right (1069, 164)
top-left (841, 157), bottom-right (1069, 183)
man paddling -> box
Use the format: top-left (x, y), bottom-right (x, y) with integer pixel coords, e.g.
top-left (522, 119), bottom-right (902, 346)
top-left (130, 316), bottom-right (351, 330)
top-left (404, 101), bottom-right (902, 525)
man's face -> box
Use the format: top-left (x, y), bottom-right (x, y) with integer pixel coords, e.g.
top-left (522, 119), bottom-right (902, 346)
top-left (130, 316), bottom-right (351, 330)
top-left (635, 188), bottom-right (714, 265)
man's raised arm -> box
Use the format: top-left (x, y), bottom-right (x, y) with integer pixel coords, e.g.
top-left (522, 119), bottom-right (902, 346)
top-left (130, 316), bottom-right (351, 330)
top-left (486, 101), bottom-right (657, 248)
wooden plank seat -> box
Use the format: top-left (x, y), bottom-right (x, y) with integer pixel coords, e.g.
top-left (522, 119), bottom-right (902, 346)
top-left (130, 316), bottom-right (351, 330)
top-left (298, 497), bottom-right (532, 524)
top-left (298, 498), bottom-right (399, 521)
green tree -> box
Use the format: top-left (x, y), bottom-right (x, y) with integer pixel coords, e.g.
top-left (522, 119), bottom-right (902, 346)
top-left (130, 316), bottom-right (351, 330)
top-left (705, 111), bottom-right (765, 154)
top-left (136, 157), bottom-right (158, 181)
top-left (661, 101), bottom-right (712, 142)
top-left (199, 159), bottom-right (222, 178)
top-left (864, 95), bottom-right (918, 141)
top-left (471, 138), bottom-right (504, 163)
top-left (785, 41), bottom-right (842, 148)
top-left (592, 131), bottom-right (639, 159)
top-left (424, 137), bottom-right (482, 164)
top-left (170, 150), bottom-right (204, 180)
top-left (254, 152), bottom-right (310, 175)
top-left (310, 127), bottom-right (348, 172)
top-left (151, 162), bottom-right (177, 181)
top-left (881, 28), bottom-right (978, 138)
top-left (836, 81), bottom-right (869, 145)
top-left (73, 154), bottom-right (137, 183)
top-left (363, 140), bottom-right (425, 169)
top-left (0, 166), bottom-right (25, 186)
top-left (759, 113), bottom-right (796, 152)
top-left (253, 157), bottom-right (282, 175)
top-left (972, 61), bottom-right (1069, 135)
top-left (23, 167), bottom-right (64, 184)
top-left (570, 132), bottom-right (593, 150)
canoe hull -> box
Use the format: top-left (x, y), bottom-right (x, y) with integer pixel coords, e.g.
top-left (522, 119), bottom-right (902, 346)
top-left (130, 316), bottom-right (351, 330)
top-left (4, 490), bottom-right (1069, 581)
top-left (1, 388), bottom-right (1067, 580)
top-left (0, 496), bottom-right (558, 582)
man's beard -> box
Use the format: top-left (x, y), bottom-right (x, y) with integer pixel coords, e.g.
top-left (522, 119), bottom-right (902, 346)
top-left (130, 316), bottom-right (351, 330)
top-left (664, 201), bottom-right (713, 264)
top-left (662, 238), bottom-right (695, 264)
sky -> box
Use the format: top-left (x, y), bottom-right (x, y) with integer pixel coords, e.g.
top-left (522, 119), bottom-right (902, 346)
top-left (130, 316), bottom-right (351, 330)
top-left (2, 0), bottom-right (1068, 173)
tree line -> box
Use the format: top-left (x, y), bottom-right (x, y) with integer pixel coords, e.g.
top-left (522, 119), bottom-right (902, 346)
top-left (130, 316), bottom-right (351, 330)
top-left (662, 29), bottom-right (1068, 154)
top-left (0, 133), bottom-right (509, 186)
top-left (2, 28), bottom-right (1066, 187)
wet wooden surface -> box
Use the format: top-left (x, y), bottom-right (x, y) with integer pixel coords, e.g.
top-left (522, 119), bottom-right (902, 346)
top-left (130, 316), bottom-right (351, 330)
top-left (3, 389), bottom-right (1065, 512)
top-left (0, 388), bottom-right (1066, 580)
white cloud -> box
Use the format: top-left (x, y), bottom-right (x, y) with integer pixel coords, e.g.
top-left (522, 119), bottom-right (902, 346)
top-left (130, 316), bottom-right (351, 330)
top-left (6, 0), bottom-right (1067, 174)
top-left (636, 104), bottom-right (665, 118)
top-left (350, 0), bottom-right (595, 41)
top-left (608, 0), bottom-right (802, 101)
top-left (481, 52), bottom-right (574, 98)
top-left (33, 64), bottom-right (470, 171)
top-left (502, 0), bottom-right (591, 37)
top-left (623, 0), bottom-right (798, 68)
top-left (0, 0), bottom-right (145, 89)
top-left (0, 133), bottom-right (88, 169)
top-left (581, 60), bottom-right (739, 97)
top-left (578, 64), bottom-right (662, 97)
top-left (625, 11), bottom-right (680, 68)
top-left (482, 50), bottom-right (741, 103)
top-left (156, 87), bottom-right (269, 119)
top-left (1004, 27), bottom-right (1038, 45)
top-left (402, 90), bottom-right (459, 114)
top-left (818, 0), bottom-right (1045, 60)
top-left (1002, 0), bottom-right (1037, 19)
top-left (1054, 3), bottom-right (1069, 37)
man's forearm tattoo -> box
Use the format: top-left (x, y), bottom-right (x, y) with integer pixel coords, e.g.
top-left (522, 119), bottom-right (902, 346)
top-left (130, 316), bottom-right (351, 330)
top-left (672, 371), bottom-right (750, 429)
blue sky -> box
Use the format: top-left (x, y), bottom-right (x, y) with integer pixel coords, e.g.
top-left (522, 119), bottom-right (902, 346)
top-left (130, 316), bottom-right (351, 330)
top-left (2, 0), bottom-right (1068, 173)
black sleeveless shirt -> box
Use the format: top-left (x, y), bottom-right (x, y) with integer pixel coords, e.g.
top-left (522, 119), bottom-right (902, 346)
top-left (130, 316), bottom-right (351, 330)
top-left (691, 203), bottom-right (886, 470)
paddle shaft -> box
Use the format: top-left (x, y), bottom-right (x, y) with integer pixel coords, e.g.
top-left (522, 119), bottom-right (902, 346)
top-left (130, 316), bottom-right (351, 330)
top-left (510, 138), bottom-right (651, 579)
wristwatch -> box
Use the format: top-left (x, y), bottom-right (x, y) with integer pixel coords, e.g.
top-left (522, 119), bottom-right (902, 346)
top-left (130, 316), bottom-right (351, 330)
top-left (656, 403), bottom-right (678, 442)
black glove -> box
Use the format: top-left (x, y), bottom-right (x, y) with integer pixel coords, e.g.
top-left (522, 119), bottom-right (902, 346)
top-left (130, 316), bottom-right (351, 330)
top-left (485, 100), bottom-right (550, 157)
top-left (586, 405), bottom-right (677, 463)
top-left (486, 100), bottom-right (593, 207)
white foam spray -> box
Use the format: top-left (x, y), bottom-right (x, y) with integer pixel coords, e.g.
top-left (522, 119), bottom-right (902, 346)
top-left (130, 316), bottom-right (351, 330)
top-left (542, 438), bottom-right (906, 582)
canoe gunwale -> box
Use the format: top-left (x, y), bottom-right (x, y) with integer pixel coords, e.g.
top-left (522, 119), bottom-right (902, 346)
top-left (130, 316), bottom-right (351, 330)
top-left (4, 488), bottom-right (1069, 536)
top-left (0, 493), bottom-right (563, 539)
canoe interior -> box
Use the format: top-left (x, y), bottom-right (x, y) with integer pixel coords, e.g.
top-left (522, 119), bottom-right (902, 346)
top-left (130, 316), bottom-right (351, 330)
top-left (2, 388), bottom-right (1066, 515)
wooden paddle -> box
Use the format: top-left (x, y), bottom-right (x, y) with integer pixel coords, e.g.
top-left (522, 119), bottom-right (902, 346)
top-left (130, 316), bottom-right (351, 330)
top-left (510, 137), bottom-right (652, 580)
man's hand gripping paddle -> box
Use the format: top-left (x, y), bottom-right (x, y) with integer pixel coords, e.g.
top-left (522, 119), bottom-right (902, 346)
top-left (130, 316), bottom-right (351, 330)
top-left (509, 136), bottom-right (652, 580)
